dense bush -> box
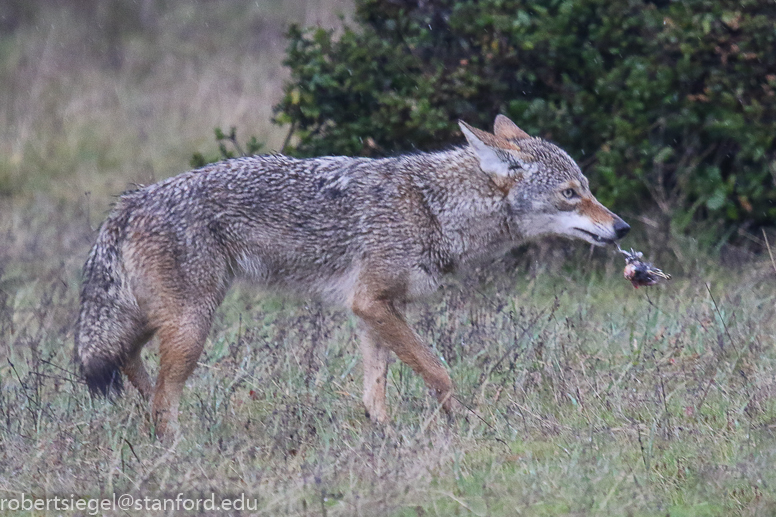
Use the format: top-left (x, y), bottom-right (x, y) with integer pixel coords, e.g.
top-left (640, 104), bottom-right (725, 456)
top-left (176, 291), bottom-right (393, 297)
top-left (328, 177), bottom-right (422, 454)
top-left (272, 0), bottom-right (776, 238)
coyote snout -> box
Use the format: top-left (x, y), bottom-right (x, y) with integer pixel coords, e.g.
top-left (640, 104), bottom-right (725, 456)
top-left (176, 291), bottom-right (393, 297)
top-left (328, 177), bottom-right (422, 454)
top-left (75, 114), bottom-right (627, 437)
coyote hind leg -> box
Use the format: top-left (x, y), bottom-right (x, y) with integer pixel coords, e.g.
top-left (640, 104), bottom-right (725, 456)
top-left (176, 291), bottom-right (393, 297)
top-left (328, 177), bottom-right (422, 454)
top-left (121, 331), bottom-right (154, 400)
top-left (353, 294), bottom-right (453, 420)
top-left (151, 311), bottom-right (213, 438)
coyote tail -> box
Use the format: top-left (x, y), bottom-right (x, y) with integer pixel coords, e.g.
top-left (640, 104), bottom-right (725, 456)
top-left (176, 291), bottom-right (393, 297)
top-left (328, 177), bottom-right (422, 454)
top-left (74, 207), bottom-right (139, 398)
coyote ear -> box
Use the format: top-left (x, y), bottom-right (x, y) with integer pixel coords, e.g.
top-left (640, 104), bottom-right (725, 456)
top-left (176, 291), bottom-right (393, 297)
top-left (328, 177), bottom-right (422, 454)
top-left (459, 120), bottom-right (512, 177)
top-left (493, 115), bottom-right (531, 141)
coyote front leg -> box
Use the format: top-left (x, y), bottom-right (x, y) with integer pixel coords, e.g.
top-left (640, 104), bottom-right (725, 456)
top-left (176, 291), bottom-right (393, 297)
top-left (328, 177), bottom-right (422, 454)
top-left (357, 322), bottom-right (391, 423)
top-left (353, 294), bottom-right (453, 421)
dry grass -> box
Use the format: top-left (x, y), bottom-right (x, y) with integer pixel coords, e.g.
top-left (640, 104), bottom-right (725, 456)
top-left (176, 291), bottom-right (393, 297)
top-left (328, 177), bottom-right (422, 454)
top-left (1, 2), bottom-right (776, 516)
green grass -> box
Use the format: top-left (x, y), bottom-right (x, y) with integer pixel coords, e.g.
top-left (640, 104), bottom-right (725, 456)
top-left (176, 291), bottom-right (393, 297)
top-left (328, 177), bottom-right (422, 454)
top-left (1, 2), bottom-right (775, 516)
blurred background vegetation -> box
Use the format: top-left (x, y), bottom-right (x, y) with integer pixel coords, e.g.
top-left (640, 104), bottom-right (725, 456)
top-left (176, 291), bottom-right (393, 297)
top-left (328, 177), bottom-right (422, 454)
top-left (0, 0), bottom-right (350, 203)
top-left (273, 0), bottom-right (776, 249)
top-left (2, 0), bottom-right (774, 253)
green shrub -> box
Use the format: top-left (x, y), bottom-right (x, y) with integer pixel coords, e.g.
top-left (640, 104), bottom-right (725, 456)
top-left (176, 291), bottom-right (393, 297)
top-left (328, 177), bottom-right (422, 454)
top-left (271, 0), bottom-right (776, 238)
top-left (191, 127), bottom-right (264, 168)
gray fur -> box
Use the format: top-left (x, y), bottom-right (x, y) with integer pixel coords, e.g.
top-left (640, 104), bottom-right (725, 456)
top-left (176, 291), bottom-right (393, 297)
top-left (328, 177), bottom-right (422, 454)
top-left (74, 116), bottom-right (628, 433)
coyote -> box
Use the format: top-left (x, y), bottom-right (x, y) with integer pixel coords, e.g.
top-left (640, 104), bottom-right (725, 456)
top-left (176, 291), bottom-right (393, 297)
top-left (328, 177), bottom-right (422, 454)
top-left (75, 115), bottom-right (629, 436)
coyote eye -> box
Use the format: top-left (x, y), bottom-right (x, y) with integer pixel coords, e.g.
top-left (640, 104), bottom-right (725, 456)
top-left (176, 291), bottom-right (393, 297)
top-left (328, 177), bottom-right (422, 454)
top-left (562, 188), bottom-right (578, 199)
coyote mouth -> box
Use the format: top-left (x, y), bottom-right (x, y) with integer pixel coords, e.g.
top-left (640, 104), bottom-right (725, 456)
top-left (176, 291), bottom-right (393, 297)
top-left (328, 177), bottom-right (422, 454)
top-left (574, 228), bottom-right (613, 245)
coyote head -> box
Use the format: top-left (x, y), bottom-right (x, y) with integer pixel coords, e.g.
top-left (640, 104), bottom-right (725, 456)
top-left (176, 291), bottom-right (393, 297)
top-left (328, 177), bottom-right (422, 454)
top-left (459, 115), bottom-right (629, 246)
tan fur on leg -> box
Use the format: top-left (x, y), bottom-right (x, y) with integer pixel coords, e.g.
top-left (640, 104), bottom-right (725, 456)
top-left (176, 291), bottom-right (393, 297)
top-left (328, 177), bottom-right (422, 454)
top-left (358, 322), bottom-right (391, 423)
top-left (353, 293), bottom-right (453, 416)
top-left (122, 340), bottom-right (154, 401)
top-left (151, 316), bottom-right (209, 438)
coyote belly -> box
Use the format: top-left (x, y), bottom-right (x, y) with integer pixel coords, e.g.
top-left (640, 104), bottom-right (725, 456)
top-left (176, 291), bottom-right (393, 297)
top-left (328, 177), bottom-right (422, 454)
top-left (74, 115), bottom-right (629, 436)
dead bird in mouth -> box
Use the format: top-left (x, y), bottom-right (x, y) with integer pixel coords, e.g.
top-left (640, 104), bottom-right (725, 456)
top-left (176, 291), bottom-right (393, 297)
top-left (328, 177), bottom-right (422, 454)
top-left (616, 244), bottom-right (671, 288)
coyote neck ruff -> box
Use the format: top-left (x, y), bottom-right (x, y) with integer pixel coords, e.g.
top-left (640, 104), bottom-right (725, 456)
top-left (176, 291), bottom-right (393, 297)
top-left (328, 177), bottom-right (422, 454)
top-left (75, 115), bottom-right (629, 436)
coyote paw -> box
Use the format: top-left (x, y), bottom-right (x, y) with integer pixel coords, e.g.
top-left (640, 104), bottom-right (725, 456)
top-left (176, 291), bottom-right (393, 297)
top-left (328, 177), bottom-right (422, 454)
top-left (364, 404), bottom-right (389, 424)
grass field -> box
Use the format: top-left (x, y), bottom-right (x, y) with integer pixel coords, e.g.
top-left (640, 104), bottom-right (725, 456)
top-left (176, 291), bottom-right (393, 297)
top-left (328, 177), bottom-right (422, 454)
top-left (1, 2), bottom-right (776, 516)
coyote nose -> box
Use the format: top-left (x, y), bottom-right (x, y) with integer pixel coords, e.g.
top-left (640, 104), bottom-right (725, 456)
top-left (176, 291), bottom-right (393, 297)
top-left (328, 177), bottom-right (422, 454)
top-left (614, 219), bottom-right (630, 239)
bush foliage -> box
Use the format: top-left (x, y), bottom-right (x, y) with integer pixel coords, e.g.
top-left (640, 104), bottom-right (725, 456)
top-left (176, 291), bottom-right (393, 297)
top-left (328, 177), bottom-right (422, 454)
top-left (272, 0), bottom-right (776, 236)
top-left (191, 127), bottom-right (264, 169)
